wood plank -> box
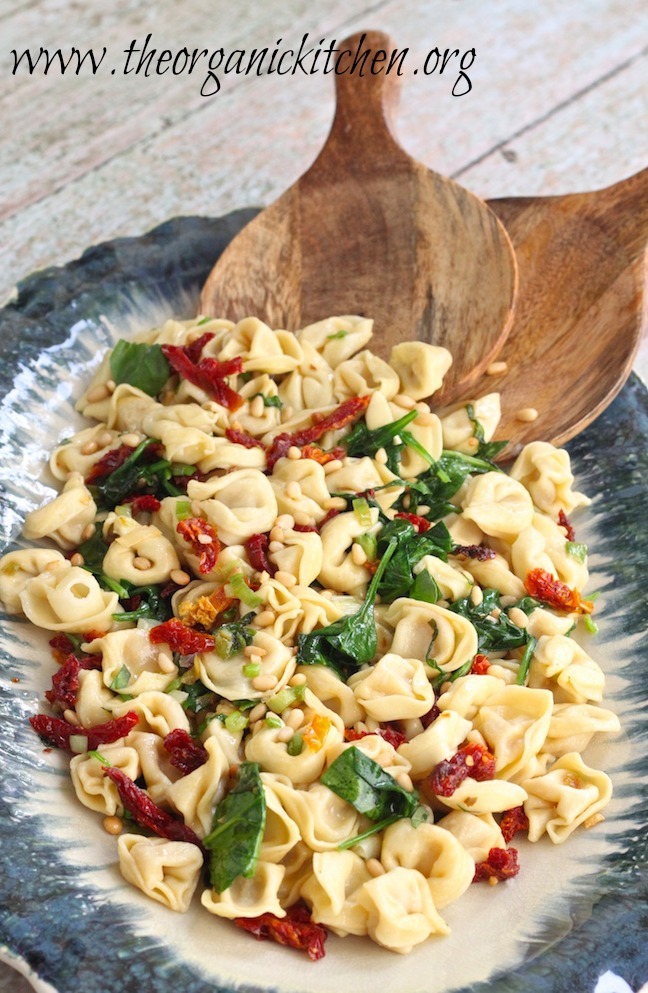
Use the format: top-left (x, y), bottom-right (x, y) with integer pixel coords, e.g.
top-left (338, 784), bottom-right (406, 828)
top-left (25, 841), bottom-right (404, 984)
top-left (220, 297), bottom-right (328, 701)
top-left (3, 0), bottom-right (648, 223)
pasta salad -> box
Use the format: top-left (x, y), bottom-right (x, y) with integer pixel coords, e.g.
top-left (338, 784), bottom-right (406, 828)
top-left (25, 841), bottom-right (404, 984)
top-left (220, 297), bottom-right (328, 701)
top-left (0, 314), bottom-right (620, 959)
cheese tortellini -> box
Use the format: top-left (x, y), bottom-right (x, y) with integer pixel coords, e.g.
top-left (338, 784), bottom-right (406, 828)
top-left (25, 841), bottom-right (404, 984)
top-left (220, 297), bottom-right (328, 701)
top-left (4, 312), bottom-right (619, 962)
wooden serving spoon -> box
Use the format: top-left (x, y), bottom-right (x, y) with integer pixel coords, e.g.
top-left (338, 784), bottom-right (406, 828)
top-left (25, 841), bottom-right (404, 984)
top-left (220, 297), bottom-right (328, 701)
top-left (200, 30), bottom-right (518, 406)
top-left (452, 169), bottom-right (648, 458)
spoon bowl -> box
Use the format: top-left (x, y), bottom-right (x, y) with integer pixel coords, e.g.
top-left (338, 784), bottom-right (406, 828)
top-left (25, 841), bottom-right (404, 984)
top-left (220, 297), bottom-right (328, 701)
top-left (455, 169), bottom-right (648, 458)
top-left (200, 30), bottom-right (518, 406)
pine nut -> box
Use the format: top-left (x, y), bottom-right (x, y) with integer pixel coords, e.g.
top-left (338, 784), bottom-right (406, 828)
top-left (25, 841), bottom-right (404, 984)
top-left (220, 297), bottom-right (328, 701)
top-left (133, 556), bottom-right (153, 570)
top-left (415, 412), bottom-right (437, 426)
top-left (250, 395), bottom-right (265, 419)
top-left (393, 394), bottom-right (416, 409)
top-left (508, 606), bottom-right (528, 628)
top-left (366, 858), bottom-right (385, 877)
top-left (323, 459), bottom-right (343, 474)
top-left (414, 403), bottom-right (430, 414)
top-left (120, 433), bottom-right (141, 447)
top-left (80, 440), bottom-right (98, 456)
top-left (244, 645), bottom-right (267, 658)
top-left (103, 816), bottom-right (124, 835)
top-left (269, 526), bottom-right (285, 542)
top-left (170, 569), bottom-right (191, 586)
top-left (470, 586), bottom-right (483, 606)
top-left (322, 497), bottom-right (346, 511)
top-left (281, 405), bottom-right (294, 422)
top-left (105, 379), bottom-right (116, 393)
top-left (374, 447), bottom-right (388, 465)
top-left (63, 709), bottom-right (80, 725)
top-left (70, 553), bottom-right (85, 567)
top-left (85, 384), bottom-right (109, 403)
top-left (97, 431), bottom-right (114, 448)
top-left (276, 726), bottom-right (294, 743)
top-left (395, 772), bottom-right (414, 792)
top-left (276, 514), bottom-right (295, 530)
top-left (287, 446), bottom-right (302, 460)
top-left (516, 407), bottom-right (539, 422)
top-left (293, 512), bottom-right (313, 527)
top-left (81, 523), bottom-right (96, 541)
top-left (197, 533), bottom-right (212, 545)
top-left (248, 703), bottom-right (267, 723)
top-left (252, 674), bottom-right (279, 692)
top-left (285, 709), bottom-right (304, 730)
top-left (268, 540), bottom-right (284, 553)
top-left (351, 543), bottom-right (368, 566)
top-left (285, 481), bottom-right (302, 500)
top-left (486, 360), bottom-right (508, 376)
top-left (289, 673), bottom-right (307, 687)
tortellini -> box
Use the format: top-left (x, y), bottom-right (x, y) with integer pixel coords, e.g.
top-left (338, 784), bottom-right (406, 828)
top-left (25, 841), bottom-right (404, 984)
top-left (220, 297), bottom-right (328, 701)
top-left (10, 310), bottom-right (619, 961)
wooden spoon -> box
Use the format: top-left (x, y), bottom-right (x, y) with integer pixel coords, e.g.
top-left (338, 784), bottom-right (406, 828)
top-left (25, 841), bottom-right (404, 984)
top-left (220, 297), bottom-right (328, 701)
top-left (200, 30), bottom-right (518, 406)
top-left (456, 169), bottom-right (648, 459)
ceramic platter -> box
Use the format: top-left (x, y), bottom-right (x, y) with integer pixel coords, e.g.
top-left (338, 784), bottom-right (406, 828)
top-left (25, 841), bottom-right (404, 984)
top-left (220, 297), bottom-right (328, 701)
top-left (0, 213), bottom-right (646, 993)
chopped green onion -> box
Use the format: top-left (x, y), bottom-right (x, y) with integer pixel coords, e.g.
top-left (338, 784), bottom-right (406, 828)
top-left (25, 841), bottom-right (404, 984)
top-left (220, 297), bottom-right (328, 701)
top-left (164, 676), bottom-right (183, 693)
top-left (265, 714), bottom-right (283, 729)
top-left (110, 665), bottom-right (131, 691)
top-left (228, 572), bottom-right (262, 609)
top-left (175, 499), bottom-right (192, 520)
top-left (352, 497), bottom-right (373, 528)
top-left (583, 614), bottom-right (599, 635)
top-left (326, 329), bottom-right (349, 340)
top-left (114, 504), bottom-right (132, 517)
top-left (252, 392), bottom-right (283, 409)
top-left (243, 661), bottom-right (261, 678)
top-left (287, 732), bottom-right (304, 756)
top-left (266, 683), bottom-right (306, 714)
top-left (168, 690), bottom-right (189, 705)
top-left (566, 541), bottom-right (588, 562)
top-left (70, 734), bottom-right (89, 754)
top-left (225, 710), bottom-right (249, 732)
top-left (354, 532), bottom-right (377, 562)
top-left (197, 316), bottom-right (212, 325)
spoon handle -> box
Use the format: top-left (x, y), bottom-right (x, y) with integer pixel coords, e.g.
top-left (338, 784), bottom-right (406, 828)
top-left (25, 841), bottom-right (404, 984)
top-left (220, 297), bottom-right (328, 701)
top-left (306, 31), bottom-right (408, 175)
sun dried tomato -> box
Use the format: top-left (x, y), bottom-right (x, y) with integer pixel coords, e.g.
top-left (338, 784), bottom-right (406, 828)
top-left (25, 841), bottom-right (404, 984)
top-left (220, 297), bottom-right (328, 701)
top-left (125, 494), bottom-right (161, 514)
top-left (45, 654), bottom-right (81, 709)
top-left (225, 427), bottom-right (265, 450)
top-left (209, 586), bottom-right (236, 616)
top-left (394, 512), bottom-right (431, 532)
top-left (471, 654), bottom-right (491, 675)
top-left (524, 568), bottom-right (593, 614)
top-left (150, 618), bottom-right (215, 654)
top-left (163, 729), bottom-right (208, 775)
top-left (234, 902), bottom-right (327, 961)
top-left (430, 741), bottom-right (496, 797)
top-left (345, 725), bottom-right (407, 750)
top-left (317, 508), bottom-right (342, 530)
top-left (293, 523), bottom-right (318, 533)
top-left (421, 704), bottom-right (441, 728)
top-left (184, 331), bottom-right (215, 364)
top-left (102, 766), bottom-right (204, 849)
top-left (473, 846), bottom-right (520, 882)
top-left (300, 444), bottom-right (346, 465)
top-left (177, 517), bottom-right (221, 574)
top-left (558, 509), bottom-right (575, 540)
top-left (266, 396), bottom-right (371, 469)
top-left (84, 444), bottom-right (134, 484)
top-left (453, 544), bottom-right (497, 560)
top-left (48, 634), bottom-right (102, 667)
top-left (161, 344), bottom-right (243, 410)
top-left (245, 533), bottom-right (276, 576)
top-left (30, 711), bottom-right (139, 751)
top-left (500, 805), bottom-right (529, 843)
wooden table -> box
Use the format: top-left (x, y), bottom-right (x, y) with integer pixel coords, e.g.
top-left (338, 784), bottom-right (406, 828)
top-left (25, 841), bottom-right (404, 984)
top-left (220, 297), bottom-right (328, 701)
top-left (2, 1), bottom-right (647, 990)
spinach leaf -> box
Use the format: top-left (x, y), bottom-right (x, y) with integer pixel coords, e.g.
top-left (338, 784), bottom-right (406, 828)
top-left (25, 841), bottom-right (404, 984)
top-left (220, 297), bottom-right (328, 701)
top-left (465, 403), bottom-right (508, 460)
top-left (213, 612), bottom-right (256, 658)
top-left (322, 747), bottom-right (421, 821)
top-left (180, 679), bottom-right (216, 714)
top-left (204, 761), bottom-right (266, 893)
top-left (251, 392), bottom-right (283, 409)
top-left (297, 537), bottom-right (399, 677)
top-left (403, 450), bottom-right (501, 519)
top-left (344, 410), bottom-right (418, 473)
top-left (374, 518), bottom-right (452, 604)
top-left (113, 580), bottom-right (171, 622)
top-left (449, 587), bottom-right (528, 652)
top-left (516, 635), bottom-right (538, 686)
top-left (92, 438), bottom-right (195, 508)
top-left (77, 529), bottom-right (109, 575)
top-left (110, 340), bottom-right (171, 396)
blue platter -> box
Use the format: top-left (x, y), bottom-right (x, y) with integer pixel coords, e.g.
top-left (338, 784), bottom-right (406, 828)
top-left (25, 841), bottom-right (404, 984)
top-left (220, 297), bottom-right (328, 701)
top-left (0, 214), bottom-right (646, 993)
